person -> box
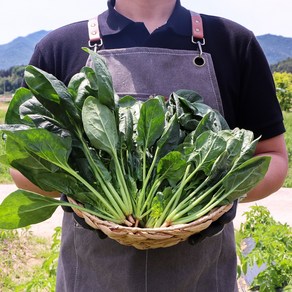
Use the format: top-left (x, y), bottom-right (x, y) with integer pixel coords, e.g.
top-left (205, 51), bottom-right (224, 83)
top-left (10, 0), bottom-right (288, 291)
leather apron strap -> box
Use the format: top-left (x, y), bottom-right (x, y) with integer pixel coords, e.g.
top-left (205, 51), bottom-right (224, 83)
top-left (88, 11), bottom-right (204, 47)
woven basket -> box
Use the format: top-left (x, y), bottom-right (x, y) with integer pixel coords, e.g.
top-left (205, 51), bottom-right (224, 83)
top-left (68, 197), bottom-right (233, 250)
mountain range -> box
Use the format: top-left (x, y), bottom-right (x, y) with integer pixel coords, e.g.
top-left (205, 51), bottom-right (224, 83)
top-left (0, 31), bottom-right (291, 70)
top-left (0, 31), bottom-right (48, 70)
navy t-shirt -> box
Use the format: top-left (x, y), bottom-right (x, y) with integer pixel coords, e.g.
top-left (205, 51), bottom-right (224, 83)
top-left (27, 0), bottom-right (285, 140)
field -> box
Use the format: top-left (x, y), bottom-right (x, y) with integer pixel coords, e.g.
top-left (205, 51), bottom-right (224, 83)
top-left (0, 227), bottom-right (60, 291)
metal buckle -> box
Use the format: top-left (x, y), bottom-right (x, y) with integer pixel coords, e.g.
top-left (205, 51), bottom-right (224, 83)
top-left (88, 39), bottom-right (103, 52)
top-left (192, 37), bottom-right (206, 67)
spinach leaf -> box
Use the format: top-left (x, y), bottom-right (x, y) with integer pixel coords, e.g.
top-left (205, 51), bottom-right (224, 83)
top-left (137, 98), bottom-right (165, 149)
top-left (0, 190), bottom-right (121, 229)
top-left (5, 88), bottom-right (34, 125)
top-left (0, 190), bottom-right (60, 229)
top-left (24, 65), bottom-right (81, 127)
top-left (82, 47), bottom-right (115, 109)
top-left (82, 96), bottom-right (118, 155)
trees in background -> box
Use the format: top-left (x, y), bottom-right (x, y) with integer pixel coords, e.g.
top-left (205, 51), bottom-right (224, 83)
top-left (0, 66), bottom-right (25, 95)
top-left (273, 72), bottom-right (292, 112)
top-left (271, 57), bottom-right (292, 73)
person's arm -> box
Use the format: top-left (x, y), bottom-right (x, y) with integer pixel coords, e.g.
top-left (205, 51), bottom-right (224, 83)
top-left (10, 168), bottom-right (60, 198)
top-left (241, 133), bottom-right (288, 203)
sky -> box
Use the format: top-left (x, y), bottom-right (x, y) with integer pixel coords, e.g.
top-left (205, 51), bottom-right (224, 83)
top-left (1, 0), bottom-right (292, 45)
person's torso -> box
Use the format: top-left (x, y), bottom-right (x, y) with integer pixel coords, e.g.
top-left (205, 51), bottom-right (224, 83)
top-left (28, 9), bottom-right (283, 141)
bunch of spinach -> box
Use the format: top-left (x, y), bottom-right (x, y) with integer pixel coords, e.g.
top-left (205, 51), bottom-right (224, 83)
top-left (0, 48), bottom-right (270, 230)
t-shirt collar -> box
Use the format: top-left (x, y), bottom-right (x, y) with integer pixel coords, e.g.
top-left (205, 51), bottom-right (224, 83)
top-left (99, 0), bottom-right (191, 37)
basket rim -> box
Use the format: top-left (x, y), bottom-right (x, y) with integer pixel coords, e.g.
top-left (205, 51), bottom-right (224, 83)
top-left (67, 197), bottom-right (233, 232)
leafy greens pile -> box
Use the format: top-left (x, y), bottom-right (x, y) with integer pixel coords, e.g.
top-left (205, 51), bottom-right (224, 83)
top-left (0, 48), bottom-right (270, 230)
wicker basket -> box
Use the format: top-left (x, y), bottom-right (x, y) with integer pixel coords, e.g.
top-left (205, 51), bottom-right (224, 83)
top-left (68, 197), bottom-right (233, 250)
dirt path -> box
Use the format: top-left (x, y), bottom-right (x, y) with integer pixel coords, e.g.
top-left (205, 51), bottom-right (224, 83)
top-left (0, 184), bottom-right (291, 238)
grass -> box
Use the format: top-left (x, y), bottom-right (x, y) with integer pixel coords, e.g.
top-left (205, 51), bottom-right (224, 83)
top-left (0, 227), bottom-right (60, 291)
top-left (0, 228), bottom-right (51, 291)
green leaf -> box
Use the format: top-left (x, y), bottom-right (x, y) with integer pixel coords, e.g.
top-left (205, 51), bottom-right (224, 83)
top-left (82, 96), bottom-right (118, 155)
top-left (19, 96), bottom-right (53, 123)
top-left (68, 71), bottom-right (91, 111)
top-left (118, 95), bottom-right (137, 108)
top-left (156, 114), bottom-right (181, 159)
top-left (5, 87), bottom-right (34, 125)
top-left (221, 156), bottom-right (271, 203)
top-left (25, 66), bottom-right (62, 103)
top-left (0, 190), bottom-right (60, 229)
top-left (82, 47), bottom-right (115, 109)
top-left (232, 130), bottom-right (260, 169)
top-left (157, 151), bottom-right (187, 185)
top-left (190, 130), bottom-right (227, 175)
top-left (3, 87), bottom-right (69, 138)
top-left (188, 111), bottom-right (225, 141)
top-left (3, 128), bottom-right (72, 168)
top-left (119, 107), bottom-right (134, 150)
top-left (175, 89), bottom-right (204, 103)
top-left (24, 65), bottom-right (80, 125)
top-left (82, 66), bottom-right (99, 93)
top-left (5, 136), bottom-right (61, 191)
top-left (137, 98), bottom-right (165, 148)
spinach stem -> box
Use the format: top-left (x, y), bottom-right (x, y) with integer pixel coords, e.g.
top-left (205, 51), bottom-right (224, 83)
top-left (157, 152), bottom-right (223, 226)
top-left (135, 146), bottom-right (160, 220)
top-left (76, 130), bottom-right (127, 218)
top-left (61, 162), bottom-right (126, 222)
top-left (172, 188), bottom-right (225, 225)
top-left (154, 162), bottom-right (203, 227)
top-left (165, 174), bottom-right (211, 221)
top-left (169, 179), bottom-right (221, 223)
top-left (60, 202), bottom-right (124, 224)
top-left (112, 151), bottom-right (133, 215)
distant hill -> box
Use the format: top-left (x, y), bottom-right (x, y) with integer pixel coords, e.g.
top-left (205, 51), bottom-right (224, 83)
top-left (0, 31), bottom-right (291, 70)
top-left (0, 31), bottom-right (49, 70)
top-left (257, 34), bottom-right (292, 65)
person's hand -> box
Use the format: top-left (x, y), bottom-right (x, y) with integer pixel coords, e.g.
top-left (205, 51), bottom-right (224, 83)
top-left (188, 200), bottom-right (238, 245)
top-left (60, 194), bottom-right (107, 239)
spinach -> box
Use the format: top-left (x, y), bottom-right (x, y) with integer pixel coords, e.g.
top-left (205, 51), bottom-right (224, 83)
top-left (0, 49), bottom-right (270, 230)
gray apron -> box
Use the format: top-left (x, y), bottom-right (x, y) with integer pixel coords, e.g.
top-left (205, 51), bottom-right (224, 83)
top-left (56, 12), bottom-right (238, 292)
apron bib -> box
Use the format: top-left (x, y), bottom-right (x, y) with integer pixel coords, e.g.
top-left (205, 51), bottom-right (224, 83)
top-left (87, 47), bottom-right (224, 115)
top-left (56, 12), bottom-right (238, 292)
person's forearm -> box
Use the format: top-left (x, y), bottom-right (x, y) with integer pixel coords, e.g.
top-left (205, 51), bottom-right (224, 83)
top-left (241, 134), bottom-right (288, 203)
top-left (10, 168), bottom-right (60, 198)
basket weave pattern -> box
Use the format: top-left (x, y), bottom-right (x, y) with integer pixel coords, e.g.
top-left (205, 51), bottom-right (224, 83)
top-left (68, 197), bottom-right (233, 250)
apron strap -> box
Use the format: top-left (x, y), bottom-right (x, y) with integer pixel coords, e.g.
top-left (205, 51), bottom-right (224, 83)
top-left (87, 11), bottom-right (205, 49)
top-left (190, 12), bottom-right (205, 58)
top-left (190, 12), bottom-right (204, 40)
top-left (88, 17), bottom-right (102, 51)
